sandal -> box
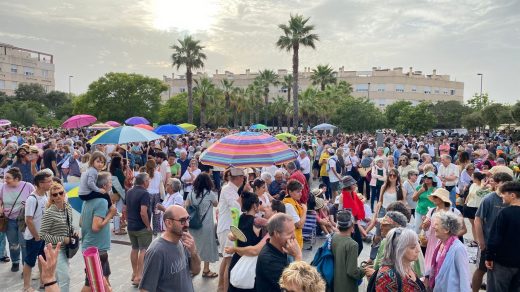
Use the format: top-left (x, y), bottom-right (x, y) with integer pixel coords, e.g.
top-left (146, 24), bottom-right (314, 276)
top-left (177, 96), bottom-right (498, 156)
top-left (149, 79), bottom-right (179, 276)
top-left (202, 271), bottom-right (218, 278)
top-left (114, 230), bottom-right (127, 235)
top-left (0, 256), bottom-right (10, 263)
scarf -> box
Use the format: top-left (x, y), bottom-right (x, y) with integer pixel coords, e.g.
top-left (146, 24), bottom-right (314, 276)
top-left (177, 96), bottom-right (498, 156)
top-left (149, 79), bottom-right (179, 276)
top-left (282, 196), bottom-right (304, 248)
top-left (341, 190), bottom-right (365, 221)
top-left (430, 235), bottom-right (457, 289)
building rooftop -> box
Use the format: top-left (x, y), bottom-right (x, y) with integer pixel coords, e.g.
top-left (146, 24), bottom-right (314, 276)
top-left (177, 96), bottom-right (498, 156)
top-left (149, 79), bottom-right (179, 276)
top-left (0, 42), bottom-right (54, 64)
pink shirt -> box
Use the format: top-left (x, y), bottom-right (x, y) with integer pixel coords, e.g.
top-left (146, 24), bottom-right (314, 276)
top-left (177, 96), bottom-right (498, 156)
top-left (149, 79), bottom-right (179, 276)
top-left (0, 182), bottom-right (36, 219)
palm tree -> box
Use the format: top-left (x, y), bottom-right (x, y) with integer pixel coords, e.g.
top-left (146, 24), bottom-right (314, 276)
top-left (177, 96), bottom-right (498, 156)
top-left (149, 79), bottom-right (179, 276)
top-left (276, 14), bottom-right (319, 132)
top-left (231, 87), bottom-right (246, 128)
top-left (311, 64), bottom-right (337, 91)
top-left (193, 77), bottom-right (215, 128)
top-left (220, 79), bottom-right (234, 126)
top-left (170, 35), bottom-right (206, 124)
top-left (256, 69), bottom-right (279, 125)
top-left (281, 74), bottom-right (293, 103)
top-left (271, 96), bottom-right (289, 129)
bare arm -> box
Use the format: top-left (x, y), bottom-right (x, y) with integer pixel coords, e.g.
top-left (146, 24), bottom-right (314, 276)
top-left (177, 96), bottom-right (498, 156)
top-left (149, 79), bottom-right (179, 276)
top-left (226, 236), bottom-right (268, 257)
top-left (140, 205), bottom-right (151, 230)
top-left (474, 216), bottom-right (486, 250)
top-left (92, 206), bottom-right (117, 232)
top-left (26, 216), bottom-right (40, 241)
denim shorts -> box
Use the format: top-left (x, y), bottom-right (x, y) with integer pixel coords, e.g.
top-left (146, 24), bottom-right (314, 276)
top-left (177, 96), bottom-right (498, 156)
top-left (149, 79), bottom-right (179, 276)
top-left (24, 238), bottom-right (45, 267)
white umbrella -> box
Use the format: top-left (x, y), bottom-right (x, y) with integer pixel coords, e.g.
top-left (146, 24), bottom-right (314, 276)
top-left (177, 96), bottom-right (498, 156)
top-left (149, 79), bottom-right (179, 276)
top-left (311, 123), bottom-right (337, 131)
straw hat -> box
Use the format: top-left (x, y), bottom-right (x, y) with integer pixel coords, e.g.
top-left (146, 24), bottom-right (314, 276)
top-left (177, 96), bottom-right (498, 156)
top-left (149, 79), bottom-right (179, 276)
top-left (311, 188), bottom-right (324, 197)
top-left (429, 188), bottom-right (451, 206)
top-left (315, 197), bottom-right (325, 210)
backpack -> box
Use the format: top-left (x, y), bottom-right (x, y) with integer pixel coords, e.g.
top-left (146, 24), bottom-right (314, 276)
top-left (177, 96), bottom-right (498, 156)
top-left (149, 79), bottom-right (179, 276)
top-left (326, 157), bottom-right (341, 174)
top-left (187, 190), bottom-right (211, 229)
top-left (311, 233), bottom-right (335, 289)
top-left (17, 194), bottom-right (38, 233)
top-left (366, 266), bottom-right (402, 292)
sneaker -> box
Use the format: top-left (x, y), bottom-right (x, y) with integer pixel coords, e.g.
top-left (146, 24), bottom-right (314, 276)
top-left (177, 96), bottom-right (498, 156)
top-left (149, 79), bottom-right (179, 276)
top-left (11, 263), bottom-right (19, 272)
top-left (32, 269), bottom-right (40, 280)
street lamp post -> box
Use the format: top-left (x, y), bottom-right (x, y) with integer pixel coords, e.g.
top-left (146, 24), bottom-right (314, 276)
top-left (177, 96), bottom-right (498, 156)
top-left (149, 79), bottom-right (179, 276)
top-left (68, 75), bottom-right (74, 97)
top-left (477, 73), bottom-right (483, 97)
top-left (367, 82), bottom-right (371, 99)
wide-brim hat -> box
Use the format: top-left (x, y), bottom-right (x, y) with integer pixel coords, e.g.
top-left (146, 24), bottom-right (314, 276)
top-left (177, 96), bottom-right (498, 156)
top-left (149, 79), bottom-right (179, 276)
top-left (424, 171), bottom-right (436, 179)
top-left (341, 175), bottom-right (357, 188)
top-left (429, 188), bottom-right (451, 206)
top-left (229, 167), bottom-right (246, 177)
top-left (315, 198), bottom-right (325, 210)
top-left (311, 188), bottom-right (324, 197)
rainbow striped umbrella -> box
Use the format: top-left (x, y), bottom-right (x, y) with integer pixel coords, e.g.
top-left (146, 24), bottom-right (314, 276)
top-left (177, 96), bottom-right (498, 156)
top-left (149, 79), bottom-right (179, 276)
top-left (199, 131), bottom-right (297, 168)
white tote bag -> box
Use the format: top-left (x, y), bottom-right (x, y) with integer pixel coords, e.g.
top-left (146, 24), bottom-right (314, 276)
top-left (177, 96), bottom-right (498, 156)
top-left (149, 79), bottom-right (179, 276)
top-left (229, 255), bottom-right (258, 289)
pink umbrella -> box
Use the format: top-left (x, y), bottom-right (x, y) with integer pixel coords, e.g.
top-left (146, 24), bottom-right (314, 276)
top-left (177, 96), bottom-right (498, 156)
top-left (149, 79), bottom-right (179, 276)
top-left (62, 114), bottom-right (97, 129)
top-left (105, 121), bottom-right (121, 127)
top-left (134, 124), bottom-right (154, 131)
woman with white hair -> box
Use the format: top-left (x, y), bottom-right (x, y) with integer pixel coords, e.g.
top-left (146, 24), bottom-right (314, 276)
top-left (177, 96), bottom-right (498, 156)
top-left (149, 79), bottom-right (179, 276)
top-left (357, 148), bottom-right (373, 200)
top-left (375, 227), bottom-right (426, 291)
top-left (425, 211), bottom-right (470, 291)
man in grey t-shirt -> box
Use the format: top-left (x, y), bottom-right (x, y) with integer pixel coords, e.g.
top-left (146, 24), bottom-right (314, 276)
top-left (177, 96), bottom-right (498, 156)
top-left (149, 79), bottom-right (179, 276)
top-left (472, 172), bottom-right (513, 292)
top-left (139, 205), bottom-right (201, 292)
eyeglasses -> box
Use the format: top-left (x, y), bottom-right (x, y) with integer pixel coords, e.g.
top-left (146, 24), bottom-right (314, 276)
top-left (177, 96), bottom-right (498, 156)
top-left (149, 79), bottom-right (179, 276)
top-left (166, 216), bottom-right (191, 225)
top-left (51, 191), bottom-right (65, 197)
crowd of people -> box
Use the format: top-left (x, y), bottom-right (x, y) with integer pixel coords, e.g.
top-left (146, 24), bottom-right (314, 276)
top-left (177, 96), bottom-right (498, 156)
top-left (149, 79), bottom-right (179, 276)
top-left (0, 125), bottom-right (519, 291)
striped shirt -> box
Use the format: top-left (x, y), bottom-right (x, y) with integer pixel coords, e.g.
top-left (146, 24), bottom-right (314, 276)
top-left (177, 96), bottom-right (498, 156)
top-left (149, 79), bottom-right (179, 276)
top-left (40, 203), bottom-right (73, 249)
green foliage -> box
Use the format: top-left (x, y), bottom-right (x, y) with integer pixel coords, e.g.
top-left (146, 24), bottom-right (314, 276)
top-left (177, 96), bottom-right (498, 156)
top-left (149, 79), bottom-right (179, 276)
top-left (332, 97), bottom-right (385, 133)
top-left (511, 101), bottom-right (520, 123)
top-left (384, 101), bottom-right (413, 128)
top-left (461, 111), bottom-right (484, 129)
top-left (467, 93), bottom-right (491, 111)
top-left (481, 103), bottom-right (512, 130)
top-left (0, 83), bottom-right (72, 126)
top-left (395, 101), bottom-right (436, 134)
top-left (73, 72), bottom-right (166, 122)
top-left (194, 77), bottom-right (216, 128)
top-left (429, 101), bottom-right (472, 129)
top-left (158, 93), bottom-right (200, 125)
top-left (310, 64), bottom-right (336, 91)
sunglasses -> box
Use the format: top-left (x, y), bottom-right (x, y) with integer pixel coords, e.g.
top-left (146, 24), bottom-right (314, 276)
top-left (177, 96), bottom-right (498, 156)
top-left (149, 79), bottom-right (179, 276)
top-left (51, 191), bottom-right (65, 197)
top-left (389, 174), bottom-right (397, 178)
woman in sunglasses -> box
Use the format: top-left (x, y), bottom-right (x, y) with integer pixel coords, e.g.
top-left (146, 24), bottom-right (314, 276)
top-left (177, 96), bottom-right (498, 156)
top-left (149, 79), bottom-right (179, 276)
top-left (40, 182), bottom-right (77, 292)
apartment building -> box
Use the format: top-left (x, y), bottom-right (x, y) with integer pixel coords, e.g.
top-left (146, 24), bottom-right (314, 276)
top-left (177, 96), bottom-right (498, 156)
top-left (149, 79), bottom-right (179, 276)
top-left (0, 43), bottom-right (55, 95)
top-left (162, 66), bottom-right (464, 107)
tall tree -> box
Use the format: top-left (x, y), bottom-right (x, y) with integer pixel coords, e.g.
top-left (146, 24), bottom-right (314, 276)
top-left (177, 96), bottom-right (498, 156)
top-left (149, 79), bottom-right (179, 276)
top-left (332, 97), bottom-right (385, 132)
top-left (395, 101), bottom-right (436, 134)
top-left (73, 72), bottom-right (166, 122)
top-left (384, 101), bottom-right (413, 129)
top-left (194, 77), bottom-right (215, 128)
top-left (220, 79), bottom-right (234, 126)
top-left (310, 64), bottom-right (336, 91)
top-left (429, 101), bottom-right (471, 129)
top-left (467, 92), bottom-right (491, 111)
top-left (170, 35), bottom-right (206, 124)
top-left (256, 69), bottom-right (279, 125)
top-left (15, 83), bottom-right (46, 102)
top-left (512, 101), bottom-right (520, 123)
top-left (281, 74), bottom-right (293, 103)
top-left (276, 14), bottom-right (319, 131)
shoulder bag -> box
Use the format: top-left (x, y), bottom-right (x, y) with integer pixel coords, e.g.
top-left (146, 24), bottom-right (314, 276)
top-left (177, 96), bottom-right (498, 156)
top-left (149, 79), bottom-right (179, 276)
top-left (65, 205), bottom-right (79, 258)
top-left (187, 190), bottom-right (212, 229)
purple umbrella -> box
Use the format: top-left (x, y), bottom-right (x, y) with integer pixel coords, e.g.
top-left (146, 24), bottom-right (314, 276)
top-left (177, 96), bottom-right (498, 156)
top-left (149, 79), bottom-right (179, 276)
top-left (62, 114), bottom-right (97, 129)
top-left (125, 116), bottom-right (150, 125)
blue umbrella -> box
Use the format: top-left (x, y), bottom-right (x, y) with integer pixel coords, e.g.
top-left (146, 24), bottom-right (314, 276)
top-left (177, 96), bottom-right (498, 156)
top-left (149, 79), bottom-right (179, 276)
top-left (125, 116), bottom-right (150, 125)
top-left (90, 126), bottom-right (161, 145)
top-left (154, 124), bottom-right (188, 135)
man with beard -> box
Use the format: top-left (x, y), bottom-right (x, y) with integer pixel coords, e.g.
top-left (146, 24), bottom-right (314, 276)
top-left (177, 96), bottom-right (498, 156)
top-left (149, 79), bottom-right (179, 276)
top-left (139, 205), bottom-right (201, 292)
top-left (11, 146), bottom-right (37, 183)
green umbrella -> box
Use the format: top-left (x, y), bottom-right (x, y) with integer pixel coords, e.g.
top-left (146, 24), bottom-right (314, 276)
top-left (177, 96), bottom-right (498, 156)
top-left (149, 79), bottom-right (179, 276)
top-left (250, 124), bottom-right (267, 130)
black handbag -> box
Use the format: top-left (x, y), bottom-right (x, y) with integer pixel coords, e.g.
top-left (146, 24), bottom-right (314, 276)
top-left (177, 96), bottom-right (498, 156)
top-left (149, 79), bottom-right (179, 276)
top-left (65, 206), bottom-right (79, 258)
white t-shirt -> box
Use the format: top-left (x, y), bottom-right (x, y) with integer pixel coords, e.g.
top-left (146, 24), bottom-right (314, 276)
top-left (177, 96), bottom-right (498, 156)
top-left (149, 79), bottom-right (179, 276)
top-left (297, 156), bottom-right (311, 175)
top-left (181, 169), bottom-right (201, 193)
top-left (284, 203), bottom-right (301, 224)
top-left (159, 160), bottom-right (171, 183)
top-left (147, 171), bottom-right (162, 194)
top-left (24, 193), bottom-right (48, 240)
top-left (216, 182), bottom-right (241, 233)
top-left (327, 156), bottom-right (340, 183)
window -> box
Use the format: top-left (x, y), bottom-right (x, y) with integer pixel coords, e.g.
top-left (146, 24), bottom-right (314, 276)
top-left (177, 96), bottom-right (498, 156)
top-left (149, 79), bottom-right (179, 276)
top-left (450, 89), bottom-right (455, 95)
top-left (443, 88), bottom-right (449, 95)
top-left (11, 81), bottom-right (18, 90)
top-left (0, 80), bottom-right (4, 89)
top-left (376, 84), bottom-right (385, 92)
top-left (411, 86), bottom-right (417, 92)
top-left (11, 65), bottom-right (17, 73)
top-left (395, 84), bottom-right (404, 92)
top-left (434, 88), bottom-right (440, 94)
top-left (356, 84), bottom-right (369, 92)
top-left (179, 88), bottom-right (186, 93)
top-left (24, 67), bottom-right (34, 76)
top-left (424, 86), bottom-right (431, 94)
top-left (41, 69), bottom-right (50, 78)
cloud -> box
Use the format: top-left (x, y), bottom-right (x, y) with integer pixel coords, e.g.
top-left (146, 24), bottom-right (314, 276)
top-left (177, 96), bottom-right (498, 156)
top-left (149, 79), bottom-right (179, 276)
top-left (0, 0), bottom-right (518, 103)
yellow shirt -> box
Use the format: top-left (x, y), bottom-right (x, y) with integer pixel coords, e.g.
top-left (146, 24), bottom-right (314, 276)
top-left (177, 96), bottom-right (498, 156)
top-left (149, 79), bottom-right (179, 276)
top-left (319, 152), bottom-right (330, 177)
top-left (283, 197), bottom-right (304, 248)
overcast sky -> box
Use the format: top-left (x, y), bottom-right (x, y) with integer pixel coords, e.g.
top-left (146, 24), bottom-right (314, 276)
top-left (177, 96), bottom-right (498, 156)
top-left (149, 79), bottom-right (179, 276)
top-left (1, 0), bottom-right (518, 103)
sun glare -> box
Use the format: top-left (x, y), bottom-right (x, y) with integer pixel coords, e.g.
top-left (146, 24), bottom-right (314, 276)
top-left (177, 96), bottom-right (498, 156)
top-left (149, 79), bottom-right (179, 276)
top-left (151, 0), bottom-right (220, 32)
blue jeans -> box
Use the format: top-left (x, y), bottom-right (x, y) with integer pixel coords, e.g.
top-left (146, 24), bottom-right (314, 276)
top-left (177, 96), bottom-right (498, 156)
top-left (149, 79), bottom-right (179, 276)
top-left (371, 186), bottom-right (381, 211)
top-left (0, 232), bottom-right (6, 257)
top-left (446, 185), bottom-right (457, 206)
top-left (6, 218), bottom-right (26, 263)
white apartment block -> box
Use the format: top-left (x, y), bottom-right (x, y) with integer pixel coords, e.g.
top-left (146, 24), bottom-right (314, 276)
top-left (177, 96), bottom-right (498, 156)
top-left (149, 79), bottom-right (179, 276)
top-left (161, 66), bottom-right (464, 107)
top-left (0, 43), bottom-right (55, 95)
